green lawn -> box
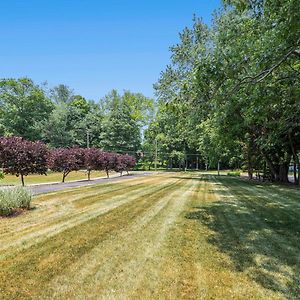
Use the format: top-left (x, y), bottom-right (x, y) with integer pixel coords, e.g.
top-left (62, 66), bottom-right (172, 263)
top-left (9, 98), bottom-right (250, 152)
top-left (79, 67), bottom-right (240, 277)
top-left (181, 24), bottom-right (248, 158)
top-left (0, 170), bottom-right (110, 185)
top-left (0, 173), bottom-right (299, 299)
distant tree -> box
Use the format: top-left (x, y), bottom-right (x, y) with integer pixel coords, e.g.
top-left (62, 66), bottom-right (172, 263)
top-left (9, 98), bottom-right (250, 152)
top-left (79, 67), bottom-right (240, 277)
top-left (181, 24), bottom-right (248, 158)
top-left (122, 90), bottom-right (155, 126)
top-left (68, 97), bottom-right (103, 148)
top-left (0, 136), bottom-right (49, 186)
top-left (113, 154), bottom-right (127, 176)
top-left (0, 78), bottom-right (54, 140)
top-left (84, 148), bottom-right (100, 180)
top-left (49, 84), bottom-right (74, 104)
top-left (112, 153), bottom-right (136, 175)
top-left (39, 104), bottom-right (75, 148)
top-left (48, 147), bottom-right (85, 182)
top-left (122, 154), bottom-right (136, 174)
top-left (93, 151), bottom-right (117, 178)
top-left (100, 90), bottom-right (141, 152)
top-left (40, 95), bottom-right (103, 148)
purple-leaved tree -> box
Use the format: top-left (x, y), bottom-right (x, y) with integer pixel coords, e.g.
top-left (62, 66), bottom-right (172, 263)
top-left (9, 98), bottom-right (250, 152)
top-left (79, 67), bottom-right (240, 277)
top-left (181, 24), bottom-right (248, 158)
top-left (48, 147), bottom-right (85, 182)
top-left (84, 148), bottom-right (101, 180)
top-left (0, 136), bottom-right (49, 186)
top-left (123, 154), bottom-right (136, 174)
top-left (93, 151), bottom-right (117, 178)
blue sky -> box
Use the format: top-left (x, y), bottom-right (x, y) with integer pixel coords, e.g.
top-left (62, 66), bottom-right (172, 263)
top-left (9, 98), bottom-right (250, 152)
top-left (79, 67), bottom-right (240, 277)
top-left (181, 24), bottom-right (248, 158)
top-left (0, 0), bottom-right (221, 100)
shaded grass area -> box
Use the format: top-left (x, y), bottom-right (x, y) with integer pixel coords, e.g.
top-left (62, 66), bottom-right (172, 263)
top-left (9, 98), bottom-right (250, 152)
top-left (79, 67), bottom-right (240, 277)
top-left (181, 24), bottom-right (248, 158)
top-left (0, 170), bottom-right (110, 185)
top-left (186, 175), bottom-right (300, 299)
top-left (0, 173), bottom-right (299, 299)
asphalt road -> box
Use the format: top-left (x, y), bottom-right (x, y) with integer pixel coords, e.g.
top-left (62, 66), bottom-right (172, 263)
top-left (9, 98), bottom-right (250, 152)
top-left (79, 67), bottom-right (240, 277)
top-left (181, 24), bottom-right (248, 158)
top-left (29, 172), bottom-right (151, 195)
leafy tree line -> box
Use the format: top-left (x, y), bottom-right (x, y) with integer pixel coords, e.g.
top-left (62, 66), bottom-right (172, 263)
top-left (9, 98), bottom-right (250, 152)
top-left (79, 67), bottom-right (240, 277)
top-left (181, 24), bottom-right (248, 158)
top-left (0, 136), bottom-right (136, 185)
top-left (0, 79), bottom-right (154, 153)
top-left (145, 0), bottom-right (300, 184)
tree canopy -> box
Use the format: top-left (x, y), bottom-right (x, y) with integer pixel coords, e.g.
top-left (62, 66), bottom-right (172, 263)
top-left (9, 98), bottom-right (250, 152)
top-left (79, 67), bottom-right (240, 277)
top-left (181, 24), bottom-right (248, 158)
top-left (147, 0), bottom-right (300, 183)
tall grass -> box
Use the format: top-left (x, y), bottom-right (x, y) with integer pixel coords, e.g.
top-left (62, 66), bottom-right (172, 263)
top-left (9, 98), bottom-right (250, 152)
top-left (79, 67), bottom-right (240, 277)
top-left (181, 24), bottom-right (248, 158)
top-left (0, 187), bottom-right (32, 216)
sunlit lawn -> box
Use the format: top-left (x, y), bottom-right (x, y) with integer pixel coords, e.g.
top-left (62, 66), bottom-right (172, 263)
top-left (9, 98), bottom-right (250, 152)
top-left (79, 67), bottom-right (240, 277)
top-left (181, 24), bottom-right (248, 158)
top-left (0, 172), bottom-right (299, 299)
top-left (0, 170), bottom-right (109, 185)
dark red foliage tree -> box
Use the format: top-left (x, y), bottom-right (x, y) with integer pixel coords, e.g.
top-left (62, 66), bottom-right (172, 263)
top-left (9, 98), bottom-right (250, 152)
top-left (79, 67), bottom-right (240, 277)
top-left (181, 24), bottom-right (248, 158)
top-left (48, 147), bottom-right (85, 182)
top-left (113, 154), bottom-right (136, 176)
top-left (84, 148), bottom-right (101, 180)
top-left (123, 154), bottom-right (136, 174)
top-left (0, 136), bottom-right (49, 186)
top-left (113, 154), bottom-right (127, 176)
top-left (93, 151), bottom-right (117, 178)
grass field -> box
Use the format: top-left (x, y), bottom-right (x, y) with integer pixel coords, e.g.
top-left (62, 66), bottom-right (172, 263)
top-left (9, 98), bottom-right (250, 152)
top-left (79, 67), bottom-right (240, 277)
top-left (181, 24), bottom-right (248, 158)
top-left (0, 170), bottom-right (110, 185)
top-left (0, 173), bottom-right (299, 299)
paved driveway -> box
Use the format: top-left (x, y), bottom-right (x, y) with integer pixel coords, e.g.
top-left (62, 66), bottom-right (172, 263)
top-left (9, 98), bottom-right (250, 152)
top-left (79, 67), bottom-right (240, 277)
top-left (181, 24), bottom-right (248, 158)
top-left (29, 172), bottom-right (150, 195)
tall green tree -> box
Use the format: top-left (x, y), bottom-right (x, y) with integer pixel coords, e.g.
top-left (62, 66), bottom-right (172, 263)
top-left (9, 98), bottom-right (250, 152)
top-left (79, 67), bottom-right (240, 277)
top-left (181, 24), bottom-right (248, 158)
top-left (100, 90), bottom-right (142, 153)
top-left (0, 78), bottom-right (54, 140)
top-left (49, 84), bottom-right (74, 104)
top-left (152, 0), bottom-right (300, 183)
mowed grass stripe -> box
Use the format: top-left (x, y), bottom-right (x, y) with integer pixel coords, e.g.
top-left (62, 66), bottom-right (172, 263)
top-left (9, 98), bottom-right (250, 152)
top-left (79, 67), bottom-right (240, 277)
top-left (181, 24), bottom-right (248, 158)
top-left (0, 175), bottom-right (174, 256)
top-left (218, 177), bottom-right (300, 250)
top-left (146, 175), bottom-right (283, 299)
top-left (1, 173), bottom-right (298, 299)
top-left (0, 176), bottom-right (184, 299)
top-left (185, 176), bottom-right (280, 299)
top-left (122, 176), bottom-right (201, 300)
top-left (44, 177), bottom-right (196, 299)
top-left (0, 175), bottom-right (163, 251)
top-left (210, 176), bottom-right (300, 298)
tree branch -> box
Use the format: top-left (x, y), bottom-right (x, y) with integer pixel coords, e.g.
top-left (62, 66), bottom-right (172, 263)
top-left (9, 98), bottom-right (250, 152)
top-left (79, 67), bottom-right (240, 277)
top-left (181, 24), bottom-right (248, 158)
top-left (227, 40), bottom-right (300, 95)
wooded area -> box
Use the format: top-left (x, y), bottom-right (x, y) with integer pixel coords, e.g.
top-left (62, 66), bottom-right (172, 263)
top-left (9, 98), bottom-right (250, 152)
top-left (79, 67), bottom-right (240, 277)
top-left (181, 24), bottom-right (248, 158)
top-left (147, 0), bottom-right (300, 184)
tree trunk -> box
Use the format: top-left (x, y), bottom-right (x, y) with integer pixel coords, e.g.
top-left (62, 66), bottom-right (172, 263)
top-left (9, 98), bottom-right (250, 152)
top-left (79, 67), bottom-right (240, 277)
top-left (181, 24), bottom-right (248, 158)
top-left (278, 163), bottom-right (289, 183)
top-left (298, 161), bottom-right (300, 186)
top-left (106, 169), bottom-right (109, 178)
top-left (288, 132), bottom-right (299, 185)
top-left (87, 169), bottom-right (91, 181)
top-left (293, 154), bottom-right (300, 185)
top-left (247, 152), bottom-right (253, 179)
top-left (293, 162), bottom-right (297, 184)
top-left (262, 152), bottom-right (277, 181)
top-left (263, 161), bottom-right (267, 181)
top-left (21, 174), bottom-right (25, 186)
top-left (62, 171), bottom-right (69, 183)
top-left (248, 170), bottom-right (253, 180)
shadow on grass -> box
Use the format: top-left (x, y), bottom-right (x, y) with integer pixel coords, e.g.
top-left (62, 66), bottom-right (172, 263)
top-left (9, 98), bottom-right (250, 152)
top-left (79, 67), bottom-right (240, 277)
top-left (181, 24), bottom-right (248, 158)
top-left (171, 175), bottom-right (212, 182)
top-left (185, 175), bottom-right (300, 298)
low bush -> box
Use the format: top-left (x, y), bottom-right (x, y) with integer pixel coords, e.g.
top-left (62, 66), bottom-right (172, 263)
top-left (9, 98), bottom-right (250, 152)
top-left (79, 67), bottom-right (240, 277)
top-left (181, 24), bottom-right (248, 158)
top-left (227, 171), bottom-right (241, 177)
top-left (0, 187), bottom-right (32, 216)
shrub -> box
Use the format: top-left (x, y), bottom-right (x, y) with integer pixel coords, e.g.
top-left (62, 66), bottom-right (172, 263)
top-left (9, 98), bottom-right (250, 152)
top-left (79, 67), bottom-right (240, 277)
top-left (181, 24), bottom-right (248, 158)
top-left (0, 187), bottom-right (32, 216)
top-left (227, 171), bottom-right (241, 177)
